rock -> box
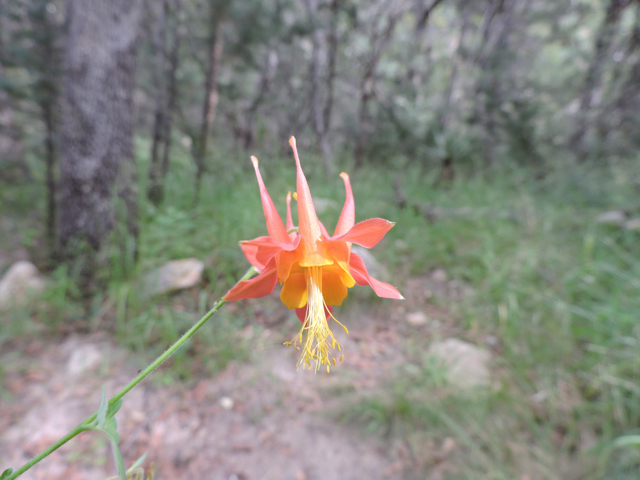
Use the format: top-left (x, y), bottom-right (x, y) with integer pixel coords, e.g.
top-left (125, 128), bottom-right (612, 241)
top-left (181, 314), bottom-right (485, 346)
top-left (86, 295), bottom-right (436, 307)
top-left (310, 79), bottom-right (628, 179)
top-left (351, 246), bottom-right (388, 281)
top-left (595, 210), bottom-right (625, 225)
top-left (405, 311), bottom-right (428, 326)
top-left (0, 261), bottom-right (47, 310)
top-left (624, 218), bottom-right (640, 231)
top-left (431, 268), bottom-right (448, 284)
top-left (427, 338), bottom-right (491, 389)
top-left (142, 258), bottom-right (204, 297)
top-left (219, 397), bottom-right (234, 410)
top-left (66, 344), bottom-right (102, 376)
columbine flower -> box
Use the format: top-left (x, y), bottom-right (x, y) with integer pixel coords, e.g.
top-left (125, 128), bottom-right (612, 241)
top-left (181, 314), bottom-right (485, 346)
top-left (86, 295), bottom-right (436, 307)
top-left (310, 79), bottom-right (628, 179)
top-left (224, 137), bottom-right (403, 372)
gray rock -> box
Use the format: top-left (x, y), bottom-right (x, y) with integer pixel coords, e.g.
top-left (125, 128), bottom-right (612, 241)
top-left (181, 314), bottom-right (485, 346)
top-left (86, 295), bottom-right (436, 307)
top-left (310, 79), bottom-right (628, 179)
top-left (431, 268), bottom-right (448, 284)
top-left (595, 210), bottom-right (626, 225)
top-left (624, 218), bottom-right (640, 231)
top-left (0, 261), bottom-right (47, 310)
top-left (405, 311), bottom-right (428, 326)
top-left (351, 246), bottom-right (388, 281)
top-left (141, 258), bottom-right (204, 297)
top-left (427, 338), bottom-right (491, 389)
top-left (66, 344), bottom-right (102, 376)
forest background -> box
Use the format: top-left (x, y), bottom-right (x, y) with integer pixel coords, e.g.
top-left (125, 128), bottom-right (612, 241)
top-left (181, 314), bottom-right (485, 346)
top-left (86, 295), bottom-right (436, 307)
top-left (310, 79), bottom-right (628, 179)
top-left (1, 0), bottom-right (640, 478)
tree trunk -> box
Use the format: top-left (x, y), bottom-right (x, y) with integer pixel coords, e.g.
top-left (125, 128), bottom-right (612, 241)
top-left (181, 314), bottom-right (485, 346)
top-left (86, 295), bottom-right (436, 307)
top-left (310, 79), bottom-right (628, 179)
top-left (355, 15), bottom-right (397, 169)
top-left (147, 0), bottom-right (168, 205)
top-left (438, 5), bottom-right (470, 131)
top-left (58, 0), bottom-right (142, 278)
top-left (194, 9), bottom-right (223, 203)
top-left (303, 0), bottom-right (332, 176)
top-left (569, 0), bottom-right (630, 156)
top-left (323, 0), bottom-right (340, 135)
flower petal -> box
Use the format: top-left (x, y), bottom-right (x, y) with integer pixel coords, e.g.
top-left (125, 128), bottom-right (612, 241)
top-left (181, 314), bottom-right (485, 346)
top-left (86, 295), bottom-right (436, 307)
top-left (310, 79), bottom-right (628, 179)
top-left (334, 172), bottom-right (355, 237)
top-left (349, 252), bottom-right (403, 300)
top-left (241, 235), bottom-right (300, 271)
top-left (290, 137), bottom-right (326, 266)
top-left (334, 218), bottom-right (395, 248)
top-left (322, 270), bottom-right (349, 306)
top-left (223, 259), bottom-right (278, 302)
top-left (296, 304), bottom-right (333, 323)
top-left (280, 272), bottom-right (307, 309)
top-left (251, 156), bottom-right (290, 244)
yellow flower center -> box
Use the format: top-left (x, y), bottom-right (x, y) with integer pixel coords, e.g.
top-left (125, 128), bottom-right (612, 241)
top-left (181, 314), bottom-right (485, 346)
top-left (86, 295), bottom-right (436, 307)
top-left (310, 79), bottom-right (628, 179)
top-left (285, 265), bottom-right (347, 373)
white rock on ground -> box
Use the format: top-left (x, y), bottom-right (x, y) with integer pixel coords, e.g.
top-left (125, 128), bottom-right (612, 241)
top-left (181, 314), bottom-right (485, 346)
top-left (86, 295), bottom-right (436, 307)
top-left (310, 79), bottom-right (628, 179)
top-left (0, 261), bottom-right (47, 310)
top-left (405, 311), bottom-right (428, 326)
top-left (66, 344), bottom-right (103, 376)
top-left (141, 258), bottom-right (204, 297)
top-left (595, 210), bottom-right (626, 225)
top-left (427, 338), bottom-right (491, 389)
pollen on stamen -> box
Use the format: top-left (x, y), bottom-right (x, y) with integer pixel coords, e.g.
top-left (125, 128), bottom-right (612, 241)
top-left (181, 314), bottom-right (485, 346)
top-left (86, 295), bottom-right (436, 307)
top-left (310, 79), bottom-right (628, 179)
top-left (284, 265), bottom-right (347, 373)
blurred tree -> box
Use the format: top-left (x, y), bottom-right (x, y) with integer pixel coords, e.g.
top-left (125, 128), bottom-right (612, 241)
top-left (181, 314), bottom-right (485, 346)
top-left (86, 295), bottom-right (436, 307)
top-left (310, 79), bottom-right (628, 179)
top-left (569, 0), bottom-right (632, 158)
top-left (58, 0), bottom-right (142, 279)
top-left (147, 0), bottom-right (182, 206)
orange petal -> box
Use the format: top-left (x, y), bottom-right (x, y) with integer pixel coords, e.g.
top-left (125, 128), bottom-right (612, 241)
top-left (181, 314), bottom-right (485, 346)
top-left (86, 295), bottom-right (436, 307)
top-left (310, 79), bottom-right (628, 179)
top-left (276, 251), bottom-right (302, 284)
top-left (335, 218), bottom-right (395, 248)
top-left (280, 272), bottom-right (307, 309)
top-left (289, 137), bottom-right (324, 263)
top-left (334, 172), bottom-right (355, 237)
top-left (241, 235), bottom-right (300, 271)
top-left (349, 252), bottom-right (403, 300)
top-left (223, 259), bottom-right (278, 302)
top-left (322, 270), bottom-right (349, 306)
top-left (251, 156), bottom-right (290, 243)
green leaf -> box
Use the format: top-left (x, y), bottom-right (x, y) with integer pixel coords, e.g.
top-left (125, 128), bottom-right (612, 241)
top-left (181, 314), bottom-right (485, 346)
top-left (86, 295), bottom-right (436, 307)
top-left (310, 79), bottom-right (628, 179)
top-left (612, 435), bottom-right (640, 449)
top-left (1, 468), bottom-right (13, 480)
top-left (99, 426), bottom-right (120, 446)
top-left (97, 385), bottom-right (107, 429)
top-left (129, 451), bottom-right (148, 471)
top-left (110, 439), bottom-right (127, 480)
top-left (107, 398), bottom-right (123, 419)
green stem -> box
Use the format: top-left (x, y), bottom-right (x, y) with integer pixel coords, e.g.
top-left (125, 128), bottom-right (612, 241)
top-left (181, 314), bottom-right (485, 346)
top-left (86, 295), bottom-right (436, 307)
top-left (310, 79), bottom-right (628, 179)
top-left (6, 266), bottom-right (257, 480)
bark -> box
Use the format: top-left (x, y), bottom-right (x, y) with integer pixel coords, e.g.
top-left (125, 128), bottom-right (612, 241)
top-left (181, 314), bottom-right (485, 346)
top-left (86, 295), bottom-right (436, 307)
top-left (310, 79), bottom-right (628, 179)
top-left (355, 14), bottom-right (398, 169)
top-left (569, 0), bottom-right (631, 156)
top-left (302, 0), bottom-right (331, 176)
top-left (58, 0), bottom-right (142, 273)
top-left (160, 0), bottom-right (182, 190)
top-left (194, 9), bottom-right (223, 203)
top-left (147, 0), bottom-right (168, 205)
top-left (323, 0), bottom-right (341, 135)
top-left (240, 50), bottom-right (278, 149)
top-left (438, 5), bottom-right (471, 131)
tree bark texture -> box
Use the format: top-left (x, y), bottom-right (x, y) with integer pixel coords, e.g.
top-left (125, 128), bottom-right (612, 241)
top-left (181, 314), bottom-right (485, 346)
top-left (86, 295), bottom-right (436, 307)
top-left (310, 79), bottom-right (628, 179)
top-left (569, 0), bottom-right (630, 156)
top-left (194, 9), bottom-right (223, 203)
top-left (58, 0), bottom-right (142, 262)
top-left (302, 0), bottom-right (332, 176)
top-left (355, 14), bottom-right (398, 169)
top-left (147, 0), bottom-right (168, 205)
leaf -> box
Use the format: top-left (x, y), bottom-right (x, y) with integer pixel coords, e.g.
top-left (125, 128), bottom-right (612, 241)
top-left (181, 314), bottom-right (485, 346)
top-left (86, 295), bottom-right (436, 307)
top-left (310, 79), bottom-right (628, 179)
top-left (97, 385), bottom-right (107, 429)
top-left (1, 468), bottom-right (13, 480)
top-left (129, 451), bottom-right (148, 471)
top-left (612, 435), bottom-right (640, 449)
top-left (107, 398), bottom-right (123, 419)
top-left (110, 439), bottom-right (127, 480)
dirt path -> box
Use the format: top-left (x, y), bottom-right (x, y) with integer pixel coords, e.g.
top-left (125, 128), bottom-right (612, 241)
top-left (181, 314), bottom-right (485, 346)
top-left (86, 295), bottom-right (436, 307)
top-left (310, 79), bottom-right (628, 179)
top-left (0, 271), bottom-right (462, 480)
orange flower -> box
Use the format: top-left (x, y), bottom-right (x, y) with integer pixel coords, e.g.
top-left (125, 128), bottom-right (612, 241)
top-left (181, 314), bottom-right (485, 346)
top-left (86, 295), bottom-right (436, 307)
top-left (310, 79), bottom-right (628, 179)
top-left (224, 137), bottom-right (403, 371)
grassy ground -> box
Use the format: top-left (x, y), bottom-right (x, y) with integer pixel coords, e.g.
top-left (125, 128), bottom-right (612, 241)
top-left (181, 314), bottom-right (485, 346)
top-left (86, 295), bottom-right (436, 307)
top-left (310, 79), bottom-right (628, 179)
top-left (2, 138), bottom-right (640, 478)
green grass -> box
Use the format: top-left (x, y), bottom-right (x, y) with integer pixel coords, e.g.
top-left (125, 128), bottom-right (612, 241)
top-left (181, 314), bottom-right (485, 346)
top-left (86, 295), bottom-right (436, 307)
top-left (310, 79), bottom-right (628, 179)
top-left (2, 137), bottom-right (640, 478)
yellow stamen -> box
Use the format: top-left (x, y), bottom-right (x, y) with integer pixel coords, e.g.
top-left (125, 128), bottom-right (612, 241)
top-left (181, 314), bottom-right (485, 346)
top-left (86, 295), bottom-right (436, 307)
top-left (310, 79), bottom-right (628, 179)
top-left (285, 265), bottom-right (346, 373)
